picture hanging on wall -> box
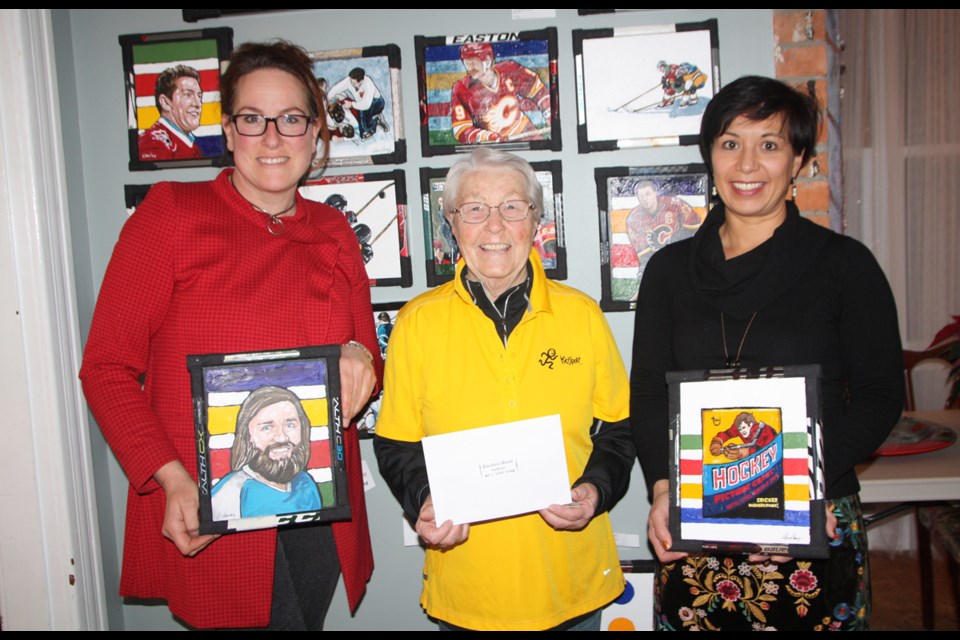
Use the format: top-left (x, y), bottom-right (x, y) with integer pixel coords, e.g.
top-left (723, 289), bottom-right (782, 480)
top-left (123, 184), bottom-right (152, 217)
top-left (596, 164), bottom-right (709, 311)
top-left (355, 301), bottom-right (407, 440)
top-left (119, 27), bottom-right (233, 171)
top-left (414, 28), bottom-right (561, 156)
top-left (300, 169), bottom-right (413, 288)
top-left (666, 365), bottom-right (828, 560)
top-left (572, 20), bottom-right (719, 152)
top-left (188, 345), bottom-right (351, 534)
top-left (419, 160), bottom-right (566, 287)
top-left (308, 44), bottom-right (406, 169)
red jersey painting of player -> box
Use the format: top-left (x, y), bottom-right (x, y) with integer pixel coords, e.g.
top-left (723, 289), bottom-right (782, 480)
top-left (138, 64), bottom-right (205, 161)
top-left (710, 411), bottom-right (777, 461)
top-left (625, 179), bottom-right (702, 270)
top-left (450, 42), bottom-right (551, 144)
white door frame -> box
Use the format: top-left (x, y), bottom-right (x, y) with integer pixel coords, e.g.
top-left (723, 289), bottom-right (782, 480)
top-left (0, 8), bottom-right (106, 630)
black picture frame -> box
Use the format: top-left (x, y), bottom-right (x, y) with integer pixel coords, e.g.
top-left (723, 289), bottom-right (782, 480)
top-left (119, 27), bottom-right (233, 171)
top-left (308, 44), bottom-right (407, 169)
top-left (300, 169), bottom-right (413, 288)
top-left (415, 27), bottom-right (561, 156)
top-left (596, 164), bottom-right (709, 311)
top-left (666, 365), bottom-right (829, 560)
top-left (419, 160), bottom-right (566, 287)
top-left (573, 20), bottom-right (719, 152)
top-left (188, 345), bottom-right (351, 534)
top-left (355, 301), bottom-right (407, 440)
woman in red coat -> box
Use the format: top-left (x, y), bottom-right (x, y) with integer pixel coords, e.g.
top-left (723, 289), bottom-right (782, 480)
top-left (80, 41), bottom-right (378, 629)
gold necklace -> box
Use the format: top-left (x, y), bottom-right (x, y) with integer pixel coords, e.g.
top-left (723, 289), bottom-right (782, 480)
top-left (720, 311), bottom-right (757, 369)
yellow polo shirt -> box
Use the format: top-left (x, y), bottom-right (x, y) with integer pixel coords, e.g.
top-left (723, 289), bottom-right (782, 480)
top-left (377, 251), bottom-right (629, 630)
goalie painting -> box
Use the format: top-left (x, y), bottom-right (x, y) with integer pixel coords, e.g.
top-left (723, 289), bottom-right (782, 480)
top-left (702, 408), bottom-right (784, 521)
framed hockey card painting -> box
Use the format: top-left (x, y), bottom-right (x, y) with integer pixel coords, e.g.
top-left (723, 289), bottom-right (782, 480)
top-left (300, 169), bottom-right (413, 288)
top-left (419, 160), bottom-right (566, 287)
top-left (666, 365), bottom-right (829, 559)
top-left (188, 345), bottom-right (351, 534)
top-left (119, 27), bottom-right (233, 171)
top-left (308, 44), bottom-right (406, 169)
top-left (572, 20), bottom-right (719, 152)
top-left (415, 28), bottom-right (561, 156)
top-left (596, 164), bottom-right (708, 311)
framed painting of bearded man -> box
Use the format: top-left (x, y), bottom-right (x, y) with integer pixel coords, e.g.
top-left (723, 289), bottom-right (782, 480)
top-left (188, 345), bottom-right (350, 534)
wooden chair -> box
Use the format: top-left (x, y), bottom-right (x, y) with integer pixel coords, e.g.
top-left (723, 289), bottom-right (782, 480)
top-left (903, 342), bottom-right (959, 629)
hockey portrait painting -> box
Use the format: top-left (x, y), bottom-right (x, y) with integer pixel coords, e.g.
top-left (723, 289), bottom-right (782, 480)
top-left (596, 164), bottom-right (708, 311)
top-left (308, 45), bottom-right (406, 168)
top-left (419, 161), bottom-right (566, 287)
top-left (120, 27), bottom-right (233, 171)
top-left (573, 20), bottom-right (719, 152)
top-left (300, 170), bottom-right (412, 288)
top-left (415, 28), bottom-right (561, 156)
top-left (666, 368), bottom-right (829, 559)
top-left (188, 346), bottom-right (352, 535)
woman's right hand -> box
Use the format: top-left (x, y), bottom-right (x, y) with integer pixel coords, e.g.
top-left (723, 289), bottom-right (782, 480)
top-left (649, 478), bottom-right (688, 563)
top-left (416, 495), bottom-right (469, 549)
top-left (154, 460), bottom-right (220, 557)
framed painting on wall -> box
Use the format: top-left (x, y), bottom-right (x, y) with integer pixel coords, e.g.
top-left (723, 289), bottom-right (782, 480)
top-left (354, 301), bottom-right (406, 440)
top-left (596, 164), bottom-right (709, 311)
top-left (119, 27), bottom-right (233, 171)
top-left (415, 28), bottom-right (560, 156)
top-left (573, 20), bottom-right (719, 152)
top-left (300, 169), bottom-right (413, 288)
top-left (419, 160), bottom-right (566, 287)
top-left (188, 345), bottom-right (351, 534)
top-left (308, 44), bottom-right (406, 169)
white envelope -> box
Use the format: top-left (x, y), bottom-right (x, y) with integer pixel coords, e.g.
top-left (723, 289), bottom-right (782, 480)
top-left (421, 414), bottom-right (572, 525)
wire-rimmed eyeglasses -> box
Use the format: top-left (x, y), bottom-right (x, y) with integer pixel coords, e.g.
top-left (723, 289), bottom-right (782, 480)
top-left (449, 200), bottom-right (535, 224)
top-left (228, 113), bottom-right (315, 137)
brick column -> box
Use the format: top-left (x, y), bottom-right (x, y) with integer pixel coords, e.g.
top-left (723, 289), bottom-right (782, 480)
top-left (773, 9), bottom-right (842, 231)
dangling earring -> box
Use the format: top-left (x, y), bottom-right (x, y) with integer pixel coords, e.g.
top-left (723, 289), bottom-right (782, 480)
top-left (711, 185), bottom-right (717, 197)
top-left (791, 177), bottom-right (798, 199)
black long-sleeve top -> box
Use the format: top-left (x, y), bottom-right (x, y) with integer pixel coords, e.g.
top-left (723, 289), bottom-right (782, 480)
top-left (630, 202), bottom-right (904, 500)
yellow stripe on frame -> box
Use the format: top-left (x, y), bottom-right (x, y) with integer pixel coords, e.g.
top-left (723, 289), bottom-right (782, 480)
top-left (302, 398), bottom-right (328, 428)
top-left (136, 102), bottom-right (222, 130)
top-left (680, 483), bottom-right (703, 500)
top-left (208, 405), bottom-right (240, 436)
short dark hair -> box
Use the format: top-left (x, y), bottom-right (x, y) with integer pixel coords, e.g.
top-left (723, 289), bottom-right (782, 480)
top-left (221, 40), bottom-right (330, 167)
top-left (699, 76), bottom-right (820, 175)
top-left (154, 64), bottom-right (201, 109)
top-left (348, 67), bottom-right (366, 83)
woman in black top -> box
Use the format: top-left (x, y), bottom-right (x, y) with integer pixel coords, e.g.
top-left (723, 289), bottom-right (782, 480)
top-left (631, 76), bottom-right (903, 631)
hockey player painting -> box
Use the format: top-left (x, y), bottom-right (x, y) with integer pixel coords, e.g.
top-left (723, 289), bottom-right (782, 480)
top-left (450, 42), bottom-right (551, 145)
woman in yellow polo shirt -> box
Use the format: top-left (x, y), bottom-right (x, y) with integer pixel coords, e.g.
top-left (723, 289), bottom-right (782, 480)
top-left (374, 148), bottom-right (635, 631)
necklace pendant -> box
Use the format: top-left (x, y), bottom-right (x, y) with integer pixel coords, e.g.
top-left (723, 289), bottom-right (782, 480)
top-left (266, 215), bottom-right (285, 235)
top-left (726, 358), bottom-right (740, 369)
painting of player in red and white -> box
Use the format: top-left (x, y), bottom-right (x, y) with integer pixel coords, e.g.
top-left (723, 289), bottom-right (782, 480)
top-left (416, 29), bottom-right (559, 155)
top-left (604, 170), bottom-right (708, 306)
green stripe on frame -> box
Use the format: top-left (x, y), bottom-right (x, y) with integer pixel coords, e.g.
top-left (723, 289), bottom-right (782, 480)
top-left (132, 39), bottom-right (219, 65)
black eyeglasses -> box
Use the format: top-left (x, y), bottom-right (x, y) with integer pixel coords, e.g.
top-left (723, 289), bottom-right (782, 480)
top-left (228, 113), bottom-right (314, 137)
top-left (449, 200), bottom-right (535, 224)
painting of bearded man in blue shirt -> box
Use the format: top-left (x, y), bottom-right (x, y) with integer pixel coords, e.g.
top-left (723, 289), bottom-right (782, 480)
top-left (212, 386), bottom-right (322, 520)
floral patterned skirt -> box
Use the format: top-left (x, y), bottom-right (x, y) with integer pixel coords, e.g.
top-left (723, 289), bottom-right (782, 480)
top-left (655, 494), bottom-right (870, 631)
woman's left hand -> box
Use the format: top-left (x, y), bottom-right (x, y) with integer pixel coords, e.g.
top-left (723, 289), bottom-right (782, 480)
top-left (539, 483), bottom-right (598, 531)
top-left (339, 345), bottom-right (377, 423)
